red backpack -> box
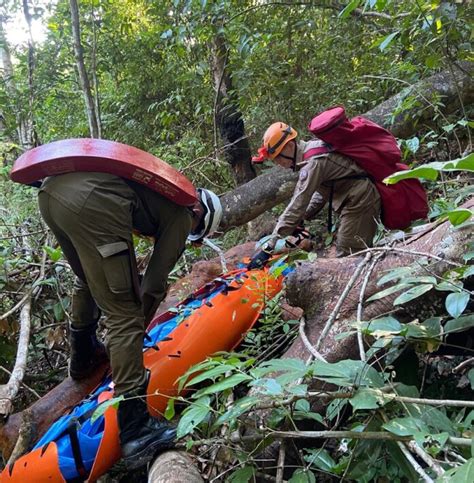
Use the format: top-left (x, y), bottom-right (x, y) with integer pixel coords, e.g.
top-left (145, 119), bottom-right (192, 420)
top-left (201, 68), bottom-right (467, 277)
top-left (303, 106), bottom-right (428, 230)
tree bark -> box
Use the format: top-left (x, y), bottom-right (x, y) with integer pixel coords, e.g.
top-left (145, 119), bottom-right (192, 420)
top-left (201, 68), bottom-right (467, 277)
top-left (219, 64), bottom-right (473, 231)
top-left (148, 451), bottom-right (203, 483)
top-left (284, 199), bottom-right (474, 365)
top-left (69, 0), bottom-right (100, 138)
top-left (0, 14), bottom-right (35, 151)
top-left (211, 17), bottom-right (255, 185)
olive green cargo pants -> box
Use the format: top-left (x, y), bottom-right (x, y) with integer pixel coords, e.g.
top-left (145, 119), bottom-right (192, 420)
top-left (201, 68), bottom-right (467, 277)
top-left (336, 194), bottom-right (382, 257)
top-left (38, 191), bottom-right (147, 394)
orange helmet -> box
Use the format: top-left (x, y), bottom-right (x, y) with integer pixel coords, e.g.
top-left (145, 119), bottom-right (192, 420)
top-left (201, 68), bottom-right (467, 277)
top-left (252, 122), bottom-right (298, 163)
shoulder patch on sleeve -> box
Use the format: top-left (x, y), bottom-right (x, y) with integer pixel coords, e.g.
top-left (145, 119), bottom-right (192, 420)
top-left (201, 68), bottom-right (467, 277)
top-left (299, 169), bottom-right (308, 181)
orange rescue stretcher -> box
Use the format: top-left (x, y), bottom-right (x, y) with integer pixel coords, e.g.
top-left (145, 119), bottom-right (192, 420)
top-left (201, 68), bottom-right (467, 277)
top-left (0, 263), bottom-right (289, 482)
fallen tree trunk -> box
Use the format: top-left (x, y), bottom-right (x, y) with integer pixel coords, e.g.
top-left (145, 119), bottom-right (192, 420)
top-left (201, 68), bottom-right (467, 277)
top-left (219, 63), bottom-right (472, 230)
top-left (148, 450), bottom-right (203, 483)
top-left (284, 199), bottom-right (474, 365)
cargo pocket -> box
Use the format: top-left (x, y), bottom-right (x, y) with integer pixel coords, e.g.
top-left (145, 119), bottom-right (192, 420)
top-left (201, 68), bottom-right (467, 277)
top-left (96, 241), bottom-right (138, 301)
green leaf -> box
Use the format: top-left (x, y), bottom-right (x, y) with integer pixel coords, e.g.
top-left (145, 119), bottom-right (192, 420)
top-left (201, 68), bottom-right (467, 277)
top-left (377, 267), bottom-right (413, 286)
top-left (215, 396), bottom-right (260, 426)
top-left (338, 0), bottom-right (361, 19)
top-left (437, 458), bottom-right (474, 482)
top-left (350, 388), bottom-right (385, 411)
top-left (405, 137), bottom-right (420, 154)
top-left (289, 468), bottom-right (316, 483)
top-left (468, 368), bottom-right (474, 390)
top-left (186, 364), bottom-right (236, 386)
top-left (359, 316), bottom-right (402, 336)
top-left (43, 245), bottom-right (62, 262)
top-left (304, 448), bottom-right (336, 472)
top-left (382, 417), bottom-right (429, 436)
top-left (445, 292), bottom-right (470, 318)
top-left (367, 283), bottom-right (412, 302)
top-left (444, 315), bottom-right (474, 334)
top-left (447, 208), bottom-right (472, 226)
top-left (379, 31), bottom-right (399, 51)
top-left (193, 373), bottom-right (252, 398)
top-left (228, 465), bottom-right (255, 483)
top-left (312, 360), bottom-right (384, 388)
top-left (91, 396), bottom-right (124, 423)
top-left (176, 396), bottom-right (211, 438)
top-left (164, 398), bottom-right (175, 420)
top-left (393, 284), bottom-right (434, 305)
top-left (250, 378), bottom-right (283, 396)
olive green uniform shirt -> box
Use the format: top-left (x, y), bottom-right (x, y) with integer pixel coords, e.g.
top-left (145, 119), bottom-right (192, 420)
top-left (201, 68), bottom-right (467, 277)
top-left (273, 140), bottom-right (381, 254)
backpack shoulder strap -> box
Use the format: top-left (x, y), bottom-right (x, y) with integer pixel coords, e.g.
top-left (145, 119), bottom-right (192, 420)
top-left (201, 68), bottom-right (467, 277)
top-left (303, 145), bottom-right (331, 161)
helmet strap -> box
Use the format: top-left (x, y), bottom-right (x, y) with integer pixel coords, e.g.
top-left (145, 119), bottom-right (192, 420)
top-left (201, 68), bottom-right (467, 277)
top-left (279, 142), bottom-right (298, 171)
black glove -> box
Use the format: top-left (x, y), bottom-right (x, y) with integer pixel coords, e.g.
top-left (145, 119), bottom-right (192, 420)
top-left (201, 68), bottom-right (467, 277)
top-left (247, 250), bottom-right (271, 270)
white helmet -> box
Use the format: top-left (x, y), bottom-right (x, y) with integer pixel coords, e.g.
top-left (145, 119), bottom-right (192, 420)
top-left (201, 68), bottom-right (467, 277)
top-left (188, 188), bottom-right (223, 242)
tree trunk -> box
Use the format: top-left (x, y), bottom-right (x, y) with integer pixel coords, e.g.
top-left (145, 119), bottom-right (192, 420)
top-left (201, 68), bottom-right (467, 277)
top-left (69, 0), bottom-right (100, 138)
top-left (211, 18), bottom-right (255, 185)
top-left (284, 199), bottom-right (473, 365)
top-left (148, 451), bottom-right (203, 483)
top-left (0, 14), bottom-right (34, 151)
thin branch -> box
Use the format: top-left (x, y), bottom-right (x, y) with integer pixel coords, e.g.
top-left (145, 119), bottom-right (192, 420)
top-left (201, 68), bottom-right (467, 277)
top-left (0, 295), bottom-right (32, 416)
top-left (189, 430), bottom-right (472, 447)
top-left (315, 253), bottom-right (372, 351)
top-left (299, 317), bottom-right (327, 361)
top-left (348, 246), bottom-right (463, 268)
top-left (275, 440), bottom-right (286, 483)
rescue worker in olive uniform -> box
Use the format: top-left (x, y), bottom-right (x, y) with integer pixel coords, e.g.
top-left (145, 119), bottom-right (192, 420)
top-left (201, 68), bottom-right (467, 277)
top-left (249, 122), bottom-right (380, 266)
top-left (38, 171), bottom-right (222, 470)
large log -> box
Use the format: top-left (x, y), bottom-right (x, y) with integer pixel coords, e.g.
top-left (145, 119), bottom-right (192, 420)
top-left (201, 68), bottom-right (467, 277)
top-left (219, 64), bottom-right (473, 231)
top-left (284, 198), bottom-right (474, 364)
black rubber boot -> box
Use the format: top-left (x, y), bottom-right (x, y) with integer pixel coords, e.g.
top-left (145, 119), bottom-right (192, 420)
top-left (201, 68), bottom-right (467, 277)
top-left (118, 392), bottom-right (176, 470)
top-left (69, 323), bottom-right (108, 380)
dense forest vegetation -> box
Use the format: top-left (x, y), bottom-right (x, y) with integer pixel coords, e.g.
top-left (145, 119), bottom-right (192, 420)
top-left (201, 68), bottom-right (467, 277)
top-left (0, 0), bottom-right (472, 482)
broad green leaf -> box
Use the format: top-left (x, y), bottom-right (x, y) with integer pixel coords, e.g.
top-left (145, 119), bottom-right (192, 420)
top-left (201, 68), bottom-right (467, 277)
top-left (176, 396), bottom-right (211, 438)
top-left (186, 364), bottom-right (235, 386)
top-left (444, 315), bottom-right (474, 334)
top-left (393, 284), bottom-right (434, 305)
top-left (215, 396), bottom-right (260, 426)
top-left (312, 360), bottom-right (384, 388)
top-left (379, 31), bottom-right (399, 51)
top-left (193, 373), bottom-right (252, 398)
top-left (304, 448), bottom-right (336, 472)
top-left (384, 165), bottom-right (440, 184)
top-left (445, 292), bottom-right (470, 318)
top-left (462, 265), bottom-right (474, 279)
top-left (437, 458), bottom-right (474, 482)
top-left (91, 396), bottom-right (124, 423)
top-left (350, 388), bottom-right (385, 411)
top-left (382, 417), bottom-right (429, 436)
top-left (367, 283), bottom-right (412, 302)
top-left (228, 465), bottom-right (255, 483)
top-left (250, 377), bottom-right (283, 396)
top-left (447, 208), bottom-right (472, 226)
top-left (289, 468), bottom-right (316, 483)
top-left (359, 316), bottom-right (402, 336)
top-left (377, 266), bottom-right (413, 286)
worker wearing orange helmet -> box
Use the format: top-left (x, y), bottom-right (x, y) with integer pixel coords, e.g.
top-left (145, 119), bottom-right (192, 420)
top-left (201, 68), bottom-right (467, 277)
top-left (248, 121), bottom-right (380, 267)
